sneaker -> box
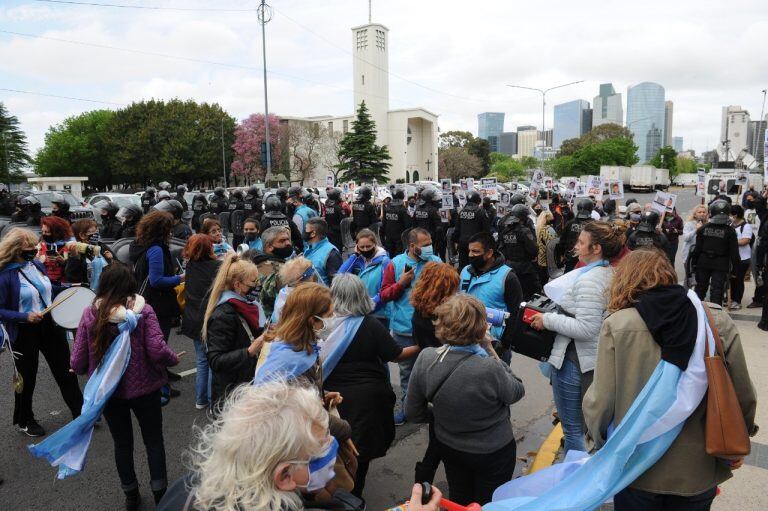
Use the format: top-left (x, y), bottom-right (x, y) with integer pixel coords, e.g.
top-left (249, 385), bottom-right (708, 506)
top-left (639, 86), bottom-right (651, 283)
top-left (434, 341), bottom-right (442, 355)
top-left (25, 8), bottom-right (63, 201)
top-left (195, 402), bottom-right (209, 410)
top-left (747, 301), bottom-right (762, 309)
top-left (18, 419), bottom-right (45, 437)
top-left (758, 322), bottom-right (768, 332)
top-left (394, 410), bottom-right (406, 426)
top-left (729, 303), bottom-right (742, 311)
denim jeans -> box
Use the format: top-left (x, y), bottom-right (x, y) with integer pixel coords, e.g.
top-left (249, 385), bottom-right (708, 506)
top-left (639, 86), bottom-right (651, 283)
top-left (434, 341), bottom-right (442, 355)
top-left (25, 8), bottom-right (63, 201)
top-left (614, 486), bottom-right (716, 511)
top-left (193, 339), bottom-right (212, 406)
top-left (392, 333), bottom-right (415, 406)
top-left (550, 357), bottom-right (587, 453)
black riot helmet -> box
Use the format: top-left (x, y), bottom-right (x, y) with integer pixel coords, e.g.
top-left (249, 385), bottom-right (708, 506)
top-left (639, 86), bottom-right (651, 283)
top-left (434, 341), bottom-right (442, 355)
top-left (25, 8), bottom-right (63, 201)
top-left (466, 190), bottom-right (482, 204)
top-left (419, 186), bottom-right (438, 203)
top-left (213, 187), bottom-right (226, 198)
top-left (356, 185), bottom-right (372, 201)
top-left (18, 194), bottom-right (41, 208)
top-left (176, 185), bottom-right (187, 195)
top-left (327, 188), bottom-right (342, 201)
top-left (116, 204), bottom-right (143, 224)
top-left (287, 185), bottom-right (304, 200)
top-left (391, 187), bottom-right (405, 201)
top-left (637, 210), bottom-right (660, 233)
top-left (576, 199), bottom-right (594, 219)
top-left (157, 190), bottom-right (171, 201)
top-left (276, 187), bottom-right (288, 202)
top-left (264, 195), bottom-right (283, 212)
top-left (192, 193), bottom-right (207, 206)
top-left (709, 199), bottom-right (731, 225)
top-left (510, 192), bottom-right (526, 206)
top-left (158, 181), bottom-right (172, 191)
top-left (50, 192), bottom-right (70, 213)
top-left (153, 199), bottom-right (184, 220)
top-left (510, 203), bottom-right (530, 224)
top-left (232, 189), bottom-right (245, 200)
top-left (145, 187), bottom-right (156, 196)
top-left (93, 199), bottom-right (119, 218)
top-left (247, 185), bottom-right (259, 197)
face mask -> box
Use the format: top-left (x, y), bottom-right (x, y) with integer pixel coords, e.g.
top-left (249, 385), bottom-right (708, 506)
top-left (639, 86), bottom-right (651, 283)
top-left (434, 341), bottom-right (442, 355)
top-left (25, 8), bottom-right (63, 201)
top-left (630, 213), bottom-right (641, 222)
top-left (244, 285), bottom-right (259, 303)
top-left (272, 245), bottom-right (293, 259)
top-left (418, 245), bottom-right (434, 261)
top-left (469, 254), bottom-right (486, 271)
top-left (313, 315), bottom-right (336, 336)
top-left (245, 232), bottom-right (258, 242)
top-left (21, 249), bottom-right (37, 262)
top-left (43, 235), bottom-right (54, 244)
top-left (88, 233), bottom-right (100, 245)
top-left (295, 437), bottom-right (339, 492)
top-left (303, 231), bottom-right (314, 242)
top-left (359, 247), bottom-right (376, 259)
top-left (101, 215), bottom-right (110, 223)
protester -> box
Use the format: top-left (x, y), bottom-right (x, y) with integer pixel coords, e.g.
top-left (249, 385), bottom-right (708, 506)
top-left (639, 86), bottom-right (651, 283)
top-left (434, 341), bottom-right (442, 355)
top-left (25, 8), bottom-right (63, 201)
top-left (406, 294), bottom-right (525, 506)
top-left (660, 208), bottom-right (684, 263)
top-left (338, 229), bottom-right (391, 327)
top-left (729, 205), bottom-right (753, 310)
top-left (681, 205), bottom-right (708, 266)
top-left (529, 221), bottom-right (623, 453)
top-left (584, 248), bottom-right (757, 510)
top-left (202, 253), bottom-right (265, 406)
top-left (302, 217), bottom-right (342, 286)
top-left (201, 218), bottom-right (234, 259)
top-left (246, 226), bottom-right (293, 319)
top-left (38, 215), bottom-right (75, 285)
top-left (71, 263), bottom-right (180, 509)
top-left (324, 274), bottom-right (419, 496)
top-left (0, 228), bottom-right (84, 437)
top-left (379, 227), bottom-right (442, 425)
top-left (272, 256), bottom-right (318, 323)
top-left (64, 219), bottom-right (112, 290)
top-left (239, 217), bottom-right (263, 252)
top-left (535, 209), bottom-right (558, 286)
top-left (181, 234), bottom-right (221, 410)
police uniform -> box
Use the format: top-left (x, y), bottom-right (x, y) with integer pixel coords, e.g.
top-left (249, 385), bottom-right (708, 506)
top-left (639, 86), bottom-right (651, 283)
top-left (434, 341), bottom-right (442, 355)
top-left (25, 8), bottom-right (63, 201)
top-left (692, 222), bottom-right (740, 305)
top-left (499, 223), bottom-right (540, 298)
top-left (351, 200), bottom-right (378, 236)
top-left (413, 202), bottom-right (443, 258)
top-left (260, 211), bottom-right (303, 253)
top-left (324, 199), bottom-right (348, 251)
top-left (381, 201), bottom-right (411, 256)
top-left (140, 192), bottom-right (157, 214)
top-left (558, 218), bottom-right (591, 272)
top-left (244, 191), bottom-right (262, 223)
top-left (454, 203), bottom-right (490, 269)
top-left (627, 229), bottom-right (670, 254)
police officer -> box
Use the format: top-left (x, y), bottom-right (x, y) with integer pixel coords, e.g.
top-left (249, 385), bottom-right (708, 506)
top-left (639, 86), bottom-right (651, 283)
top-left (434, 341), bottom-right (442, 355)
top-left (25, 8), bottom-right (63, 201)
top-left (324, 187), bottom-right (348, 251)
top-left (228, 188), bottom-right (245, 213)
top-left (508, 192), bottom-right (536, 232)
top-left (261, 194), bottom-right (303, 253)
top-left (275, 187), bottom-right (290, 216)
top-left (154, 199), bottom-right (192, 240)
top-left (158, 181), bottom-right (172, 193)
top-left (50, 192), bottom-right (72, 223)
top-left (482, 196), bottom-right (498, 232)
top-left (413, 186), bottom-right (443, 259)
top-left (558, 199), bottom-right (594, 272)
top-left (304, 188), bottom-right (321, 215)
top-left (244, 185), bottom-right (263, 222)
top-left (174, 185), bottom-right (189, 212)
top-left (287, 186), bottom-right (318, 234)
top-left (351, 185), bottom-right (378, 236)
top-left (209, 187), bottom-right (228, 215)
top-left (13, 195), bottom-right (43, 225)
top-left (140, 187), bottom-right (157, 214)
top-left (157, 190), bottom-right (171, 202)
top-left (93, 199), bottom-right (123, 239)
top-left (381, 187), bottom-right (411, 256)
top-left (454, 190), bottom-right (490, 269)
top-left (692, 199), bottom-right (740, 306)
top-left (190, 192), bottom-right (208, 232)
top-left (498, 204), bottom-right (540, 298)
top-left (116, 204), bottom-right (143, 238)
top-left (626, 210), bottom-right (670, 255)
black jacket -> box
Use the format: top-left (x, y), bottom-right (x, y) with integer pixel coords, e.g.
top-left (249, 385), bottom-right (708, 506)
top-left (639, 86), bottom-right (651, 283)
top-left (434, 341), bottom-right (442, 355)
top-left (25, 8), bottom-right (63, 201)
top-left (100, 217), bottom-right (123, 239)
top-left (691, 222), bottom-right (740, 272)
top-left (181, 259), bottom-right (221, 339)
top-left (206, 301), bottom-right (261, 404)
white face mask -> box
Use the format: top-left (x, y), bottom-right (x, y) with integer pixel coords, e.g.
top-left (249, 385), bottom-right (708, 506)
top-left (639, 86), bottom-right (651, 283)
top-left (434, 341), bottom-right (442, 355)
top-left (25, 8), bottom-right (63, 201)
top-left (292, 437), bottom-right (338, 492)
top-left (313, 315), bottom-right (337, 338)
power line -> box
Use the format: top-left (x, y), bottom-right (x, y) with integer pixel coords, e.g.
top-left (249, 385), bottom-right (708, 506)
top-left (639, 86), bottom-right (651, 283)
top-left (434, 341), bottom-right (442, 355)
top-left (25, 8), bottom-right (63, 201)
top-left (32, 0), bottom-right (256, 13)
top-left (0, 87), bottom-right (126, 106)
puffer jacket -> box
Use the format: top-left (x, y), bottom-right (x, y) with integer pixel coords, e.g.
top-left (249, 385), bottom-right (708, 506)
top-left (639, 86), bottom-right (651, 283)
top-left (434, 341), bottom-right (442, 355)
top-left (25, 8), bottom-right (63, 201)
top-left (542, 265), bottom-right (612, 372)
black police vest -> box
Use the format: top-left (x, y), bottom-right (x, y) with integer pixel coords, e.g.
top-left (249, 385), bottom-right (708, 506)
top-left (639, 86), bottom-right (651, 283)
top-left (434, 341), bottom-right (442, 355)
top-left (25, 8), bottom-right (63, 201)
top-left (500, 226), bottom-right (531, 262)
top-left (700, 224), bottom-right (730, 257)
top-left (630, 231), bottom-right (657, 249)
top-left (383, 205), bottom-right (407, 236)
top-left (352, 201), bottom-right (374, 227)
top-left (458, 205), bottom-right (484, 242)
top-left (324, 202), bottom-right (344, 231)
top-left (563, 219), bottom-right (586, 250)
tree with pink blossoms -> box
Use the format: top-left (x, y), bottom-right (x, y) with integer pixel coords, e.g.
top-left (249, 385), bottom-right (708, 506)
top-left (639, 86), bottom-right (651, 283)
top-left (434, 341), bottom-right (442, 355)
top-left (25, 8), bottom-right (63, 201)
top-left (231, 113), bottom-right (283, 182)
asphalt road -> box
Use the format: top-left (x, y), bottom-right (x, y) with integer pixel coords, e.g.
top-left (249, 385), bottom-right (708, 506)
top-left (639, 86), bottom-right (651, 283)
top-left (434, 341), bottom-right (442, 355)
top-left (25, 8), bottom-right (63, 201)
top-left (0, 186), bottom-right (716, 510)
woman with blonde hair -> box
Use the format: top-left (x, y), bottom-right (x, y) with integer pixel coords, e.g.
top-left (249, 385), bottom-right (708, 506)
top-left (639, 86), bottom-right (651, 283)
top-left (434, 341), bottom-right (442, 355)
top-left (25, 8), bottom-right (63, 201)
top-left (681, 204), bottom-right (708, 267)
top-left (406, 294), bottom-right (524, 505)
top-left (271, 256), bottom-right (318, 323)
top-left (202, 253), bottom-right (265, 405)
top-left (535, 209), bottom-right (558, 285)
top-left (0, 228), bottom-right (83, 437)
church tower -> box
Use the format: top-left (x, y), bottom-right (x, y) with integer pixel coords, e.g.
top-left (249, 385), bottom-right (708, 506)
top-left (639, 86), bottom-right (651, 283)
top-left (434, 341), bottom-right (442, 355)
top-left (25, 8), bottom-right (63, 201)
top-left (351, 21), bottom-right (389, 147)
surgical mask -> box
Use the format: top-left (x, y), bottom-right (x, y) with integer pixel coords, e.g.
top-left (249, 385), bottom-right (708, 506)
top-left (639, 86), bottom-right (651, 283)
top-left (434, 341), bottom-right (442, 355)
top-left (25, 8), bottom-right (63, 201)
top-left (20, 249), bottom-right (37, 262)
top-left (417, 244), bottom-right (434, 261)
top-left (630, 213), bottom-right (641, 222)
top-left (294, 437), bottom-right (339, 492)
top-left (313, 315), bottom-right (336, 336)
top-left (88, 233), bottom-right (100, 245)
top-left (469, 254), bottom-right (487, 271)
top-left (244, 232), bottom-right (258, 242)
top-left (272, 245), bottom-right (294, 259)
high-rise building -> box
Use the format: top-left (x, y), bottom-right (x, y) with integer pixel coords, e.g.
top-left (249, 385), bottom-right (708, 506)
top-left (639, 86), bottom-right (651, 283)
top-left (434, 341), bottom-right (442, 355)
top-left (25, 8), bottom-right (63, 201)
top-left (747, 118), bottom-right (767, 162)
top-left (627, 82), bottom-right (666, 163)
top-left (539, 129), bottom-right (553, 147)
top-left (720, 106), bottom-right (750, 159)
top-left (517, 129), bottom-right (538, 158)
top-left (592, 83), bottom-right (623, 127)
top-left (499, 132), bottom-right (518, 155)
top-left (673, 136), bottom-right (684, 152)
top-left (664, 101), bottom-right (674, 147)
top-left (478, 112), bottom-right (505, 152)
top-left (553, 99), bottom-right (591, 149)
top-left (517, 125), bottom-right (537, 132)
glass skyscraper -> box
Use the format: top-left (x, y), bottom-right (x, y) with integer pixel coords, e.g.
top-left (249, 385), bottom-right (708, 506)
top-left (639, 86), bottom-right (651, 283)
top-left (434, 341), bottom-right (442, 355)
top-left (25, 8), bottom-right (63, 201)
top-left (478, 112), bottom-right (505, 152)
top-left (553, 99), bottom-right (591, 149)
top-left (627, 82), bottom-right (666, 163)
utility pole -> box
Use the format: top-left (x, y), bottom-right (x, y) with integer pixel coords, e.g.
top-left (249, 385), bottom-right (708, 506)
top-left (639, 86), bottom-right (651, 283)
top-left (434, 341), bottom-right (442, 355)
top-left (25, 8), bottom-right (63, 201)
top-left (754, 89), bottom-right (767, 167)
top-left (220, 117), bottom-right (227, 187)
top-left (258, 0), bottom-right (273, 183)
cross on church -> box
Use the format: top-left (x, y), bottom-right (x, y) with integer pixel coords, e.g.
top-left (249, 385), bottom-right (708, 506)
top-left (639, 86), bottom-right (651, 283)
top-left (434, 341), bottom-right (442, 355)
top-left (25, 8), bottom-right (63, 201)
top-left (425, 159), bottom-right (432, 173)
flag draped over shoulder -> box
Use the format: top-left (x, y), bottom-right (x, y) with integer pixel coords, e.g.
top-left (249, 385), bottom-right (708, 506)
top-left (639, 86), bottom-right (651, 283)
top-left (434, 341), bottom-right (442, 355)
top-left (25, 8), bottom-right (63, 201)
top-left (486, 290), bottom-right (712, 511)
top-left (28, 311), bottom-right (139, 479)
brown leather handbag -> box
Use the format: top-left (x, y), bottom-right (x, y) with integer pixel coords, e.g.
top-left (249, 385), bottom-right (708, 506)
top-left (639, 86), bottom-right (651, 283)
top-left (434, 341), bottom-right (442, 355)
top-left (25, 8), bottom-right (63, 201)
top-left (702, 305), bottom-right (751, 459)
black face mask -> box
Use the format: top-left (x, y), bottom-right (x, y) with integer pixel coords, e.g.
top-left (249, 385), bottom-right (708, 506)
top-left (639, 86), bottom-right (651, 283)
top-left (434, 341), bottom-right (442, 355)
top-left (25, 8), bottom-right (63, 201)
top-left (20, 249), bottom-right (37, 262)
top-left (272, 245), bottom-right (294, 259)
top-left (88, 233), bottom-right (100, 245)
top-left (303, 231), bottom-right (314, 242)
top-left (359, 248), bottom-right (376, 259)
top-left (469, 254), bottom-right (487, 271)
top-left (42, 235), bottom-right (54, 244)
top-left (244, 285), bottom-right (259, 302)
top-left (244, 232), bottom-right (258, 242)
top-left (101, 215), bottom-right (110, 223)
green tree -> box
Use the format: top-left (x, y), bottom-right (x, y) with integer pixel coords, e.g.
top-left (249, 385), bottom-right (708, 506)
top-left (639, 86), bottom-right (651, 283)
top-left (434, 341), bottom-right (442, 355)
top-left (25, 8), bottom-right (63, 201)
top-left (336, 101), bottom-right (391, 183)
top-left (650, 145), bottom-right (678, 175)
top-left (584, 123), bottom-right (633, 142)
top-left (438, 147), bottom-right (483, 180)
top-left (549, 136), bottom-right (638, 177)
top-left (557, 137), bottom-right (585, 157)
top-left (487, 152), bottom-right (525, 180)
top-left (548, 155), bottom-right (576, 177)
top-left (519, 156), bottom-right (540, 169)
top-left (0, 102), bottom-right (31, 183)
top-left (35, 110), bottom-right (116, 189)
top-left (676, 156), bottom-right (697, 175)
top-left (467, 137), bottom-right (490, 174)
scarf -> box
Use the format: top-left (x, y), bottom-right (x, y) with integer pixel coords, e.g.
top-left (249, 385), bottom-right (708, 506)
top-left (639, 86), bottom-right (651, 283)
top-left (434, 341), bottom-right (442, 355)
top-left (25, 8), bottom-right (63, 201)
top-left (633, 285), bottom-right (697, 370)
top-left (217, 290), bottom-right (263, 333)
top-left (10, 262), bottom-right (51, 308)
top-left (253, 341), bottom-right (319, 386)
top-left (317, 315), bottom-right (365, 378)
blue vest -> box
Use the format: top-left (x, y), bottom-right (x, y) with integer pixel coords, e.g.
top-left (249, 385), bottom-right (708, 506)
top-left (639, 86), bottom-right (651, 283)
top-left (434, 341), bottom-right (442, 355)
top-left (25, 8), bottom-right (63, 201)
top-left (389, 252), bottom-right (442, 335)
top-left (359, 254), bottom-right (390, 317)
top-left (304, 237), bottom-right (338, 286)
top-left (460, 263), bottom-right (512, 339)
top-left (295, 204), bottom-right (318, 231)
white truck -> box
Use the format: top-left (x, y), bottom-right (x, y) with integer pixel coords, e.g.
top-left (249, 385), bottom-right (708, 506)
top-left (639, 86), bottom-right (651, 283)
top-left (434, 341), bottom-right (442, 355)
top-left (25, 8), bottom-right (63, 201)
top-left (629, 165), bottom-right (656, 192)
top-left (599, 165), bottom-right (631, 184)
top-left (655, 168), bottom-right (670, 190)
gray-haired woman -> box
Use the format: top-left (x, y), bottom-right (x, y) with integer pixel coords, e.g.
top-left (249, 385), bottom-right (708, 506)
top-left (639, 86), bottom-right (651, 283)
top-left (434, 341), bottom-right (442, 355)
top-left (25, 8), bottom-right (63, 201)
top-left (322, 273), bottom-right (419, 497)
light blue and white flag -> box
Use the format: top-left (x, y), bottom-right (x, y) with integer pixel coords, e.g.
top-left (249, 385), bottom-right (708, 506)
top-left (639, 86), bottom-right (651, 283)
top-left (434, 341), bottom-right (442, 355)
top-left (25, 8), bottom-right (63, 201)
top-left (486, 290), bottom-right (712, 511)
top-left (28, 311), bottom-right (139, 479)
top-left (317, 315), bottom-right (364, 379)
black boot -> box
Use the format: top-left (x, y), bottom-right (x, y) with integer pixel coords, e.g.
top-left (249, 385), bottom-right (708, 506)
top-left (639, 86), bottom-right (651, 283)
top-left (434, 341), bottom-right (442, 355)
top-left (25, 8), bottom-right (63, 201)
top-left (414, 461), bottom-right (437, 485)
top-left (124, 488), bottom-right (141, 511)
top-left (153, 487), bottom-right (167, 504)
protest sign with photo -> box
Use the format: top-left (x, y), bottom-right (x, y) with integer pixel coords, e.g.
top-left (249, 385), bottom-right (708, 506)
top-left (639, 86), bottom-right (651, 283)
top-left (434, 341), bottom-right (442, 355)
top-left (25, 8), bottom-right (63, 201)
top-left (737, 170), bottom-right (749, 186)
top-left (651, 190), bottom-right (677, 214)
top-left (586, 176), bottom-right (603, 197)
top-left (500, 191), bottom-right (511, 205)
top-left (575, 182), bottom-right (588, 197)
top-left (441, 178), bottom-right (452, 193)
top-left (528, 182), bottom-right (541, 200)
top-left (608, 180), bottom-right (624, 200)
top-left (326, 174), bottom-right (335, 188)
top-left (509, 182), bottom-right (518, 191)
top-left (457, 191), bottom-right (467, 208)
top-left (696, 170), bottom-right (706, 197)
top-left (465, 178), bottom-right (475, 190)
top-left (441, 193), bottom-right (453, 210)
top-left (532, 169), bottom-right (545, 183)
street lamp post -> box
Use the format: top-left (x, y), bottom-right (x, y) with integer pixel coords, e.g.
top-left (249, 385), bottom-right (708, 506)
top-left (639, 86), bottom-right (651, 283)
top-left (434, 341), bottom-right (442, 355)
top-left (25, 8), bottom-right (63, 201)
top-left (754, 89), bottom-right (767, 167)
top-left (258, 0), bottom-right (273, 183)
top-left (506, 81), bottom-right (584, 148)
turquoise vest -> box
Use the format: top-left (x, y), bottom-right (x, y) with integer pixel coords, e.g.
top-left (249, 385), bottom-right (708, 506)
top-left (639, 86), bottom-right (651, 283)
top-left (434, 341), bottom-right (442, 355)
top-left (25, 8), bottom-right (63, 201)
top-left (304, 237), bottom-right (338, 286)
top-left (389, 252), bottom-right (442, 335)
top-left (295, 204), bottom-right (318, 231)
top-left (359, 254), bottom-right (390, 317)
top-left (460, 263), bottom-right (512, 339)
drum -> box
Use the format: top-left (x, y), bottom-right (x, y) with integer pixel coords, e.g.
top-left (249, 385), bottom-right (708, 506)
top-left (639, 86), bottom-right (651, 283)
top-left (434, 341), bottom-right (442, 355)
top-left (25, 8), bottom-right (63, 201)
top-left (502, 293), bottom-right (561, 362)
top-left (50, 287), bottom-right (96, 330)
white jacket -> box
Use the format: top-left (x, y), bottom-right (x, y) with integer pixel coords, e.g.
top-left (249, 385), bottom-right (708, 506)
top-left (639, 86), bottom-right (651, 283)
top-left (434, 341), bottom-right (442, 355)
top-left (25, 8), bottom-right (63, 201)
top-left (542, 265), bottom-right (612, 372)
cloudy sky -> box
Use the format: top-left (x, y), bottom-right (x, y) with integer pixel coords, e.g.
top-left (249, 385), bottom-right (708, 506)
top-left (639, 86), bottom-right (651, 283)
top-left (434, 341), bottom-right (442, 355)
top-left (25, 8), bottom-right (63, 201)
top-left (1, 0), bottom-right (766, 156)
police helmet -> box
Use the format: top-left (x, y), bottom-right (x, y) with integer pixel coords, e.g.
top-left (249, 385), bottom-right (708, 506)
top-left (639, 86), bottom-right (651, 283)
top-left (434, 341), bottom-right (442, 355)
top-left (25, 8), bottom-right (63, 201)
top-left (264, 195), bottom-right (283, 212)
top-left (176, 185), bottom-right (187, 195)
top-left (193, 193), bottom-right (207, 205)
top-left (50, 192), bottom-right (70, 213)
top-left (510, 203), bottom-right (530, 223)
top-left (419, 187), bottom-right (438, 203)
top-left (247, 185), bottom-right (259, 196)
top-left (93, 199), bottom-right (119, 217)
top-left (510, 192), bottom-right (526, 206)
top-left (145, 187), bottom-right (156, 196)
top-left (153, 199), bottom-right (184, 220)
top-left (576, 199), bottom-right (594, 219)
top-left (356, 185), bottom-right (373, 201)
top-left (213, 187), bottom-right (226, 198)
top-left (158, 181), bottom-right (172, 191)
top-left (157, 190), bottom-right (171, 201)
top-left (637, 210), bottom-right (660, 233)
top-left (301, 188), bottom-right (313, 201)
top-left (116, 204), bottom-right (143, 223)
top-left (466, 190), bottom-right (482, 204)
top-left (232, 189), bottom-right (245, 200)
top-left (275, 188), bottom-right (288, 202)
top-left (391, 187), bottom-right (405, 201)
top-left (327, 188), bottom-right (342, 201)
top-left (709, 199), bottom-right (731, 225)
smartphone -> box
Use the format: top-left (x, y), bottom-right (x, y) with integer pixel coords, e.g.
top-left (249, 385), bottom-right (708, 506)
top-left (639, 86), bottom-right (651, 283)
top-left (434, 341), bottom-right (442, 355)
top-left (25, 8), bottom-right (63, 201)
top-left (404, 264), bottom-right (412, 273)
